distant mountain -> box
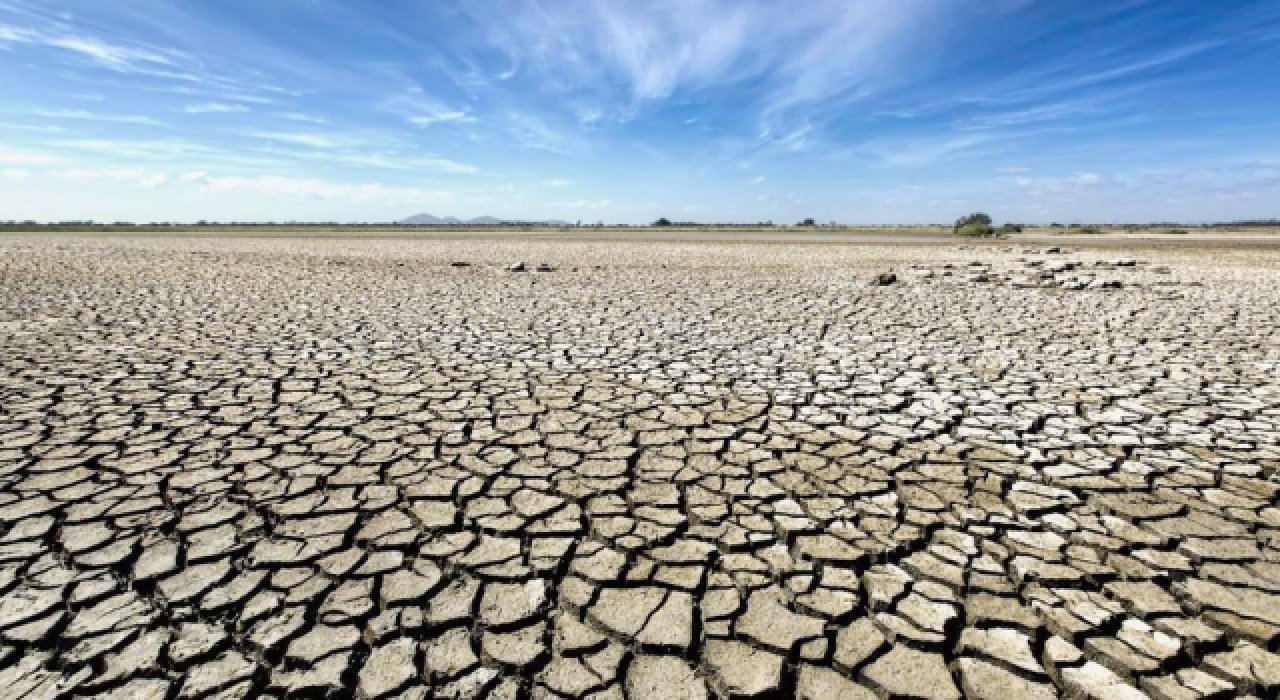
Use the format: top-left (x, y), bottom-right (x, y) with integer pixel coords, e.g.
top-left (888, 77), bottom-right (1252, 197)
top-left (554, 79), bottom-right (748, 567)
top-left (399, 213), bottom-right (569, 226)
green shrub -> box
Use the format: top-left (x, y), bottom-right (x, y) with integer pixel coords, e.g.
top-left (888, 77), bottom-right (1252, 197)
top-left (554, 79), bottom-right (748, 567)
top-left (999, 224), bottom-right (1023, 234)
top-left (953, 212), bottom-right (992, 233)
top-left (956, 224), bottom-right (996, 237)
top-left (1076, 226), bottom-right (1104, 235)
top-left (1166, 228), bottom-right (1189, 235)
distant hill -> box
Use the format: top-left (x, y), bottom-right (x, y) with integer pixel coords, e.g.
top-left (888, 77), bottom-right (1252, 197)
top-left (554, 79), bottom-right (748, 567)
top-left (400, 213), bottom-right (569, 226)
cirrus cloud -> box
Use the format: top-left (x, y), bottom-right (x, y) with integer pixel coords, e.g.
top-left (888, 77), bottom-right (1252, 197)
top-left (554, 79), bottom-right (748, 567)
top-left (181, 172), bottom-right (454, 203)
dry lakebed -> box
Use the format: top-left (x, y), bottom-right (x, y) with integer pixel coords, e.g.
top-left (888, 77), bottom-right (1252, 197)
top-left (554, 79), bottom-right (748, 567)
top-left (1, 232), bottom-right (1279, 699)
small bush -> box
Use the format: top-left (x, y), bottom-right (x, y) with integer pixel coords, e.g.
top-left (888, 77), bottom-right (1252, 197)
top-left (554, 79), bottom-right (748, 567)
top-left (999, 224), bottom-right (1023, 234)
top-left (956, 224), bottom-right (996, 237)
top-left (1166, 228), bottom-right (1189, 235)
top-left (1076, 226), bottom-right (1104, 235)
top-left (953, 212), bottom-right (992, 233)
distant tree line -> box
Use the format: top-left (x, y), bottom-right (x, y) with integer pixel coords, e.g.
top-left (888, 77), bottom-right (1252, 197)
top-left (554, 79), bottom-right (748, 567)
top-left (0, 220), bottom-right (577, 231)
top-left (650, 218), bottom-right (866, 227)
top-left (652, 218), bottom-right (782, 227)
top-left (1043, 221), bottom-right (1279, 228)
top-left (1206, 219), bottom-right (1280, 227)
top-left (4, 217), bottom-right (1275, 232)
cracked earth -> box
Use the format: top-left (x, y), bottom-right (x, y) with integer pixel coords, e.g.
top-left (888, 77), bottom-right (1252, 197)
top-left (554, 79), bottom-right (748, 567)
top-left (2, 234), bottom-right (1279, 700)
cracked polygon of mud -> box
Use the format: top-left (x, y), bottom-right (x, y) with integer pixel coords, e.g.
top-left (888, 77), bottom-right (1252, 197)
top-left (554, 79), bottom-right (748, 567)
top-left (1, 234), bottom-right (1278, 699)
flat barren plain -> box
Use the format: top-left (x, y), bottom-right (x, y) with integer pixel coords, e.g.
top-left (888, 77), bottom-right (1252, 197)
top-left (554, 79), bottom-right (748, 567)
top-left (2, 232), bottom-right (1279, 700)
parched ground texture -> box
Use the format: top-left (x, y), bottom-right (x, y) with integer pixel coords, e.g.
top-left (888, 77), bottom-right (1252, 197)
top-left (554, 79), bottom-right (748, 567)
top-left (2, 234), bottom-right (1279, 700)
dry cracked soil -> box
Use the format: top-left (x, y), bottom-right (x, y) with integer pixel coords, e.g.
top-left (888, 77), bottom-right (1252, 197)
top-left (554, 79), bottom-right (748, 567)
top-left (1, 233), bottom-right (1279, 700)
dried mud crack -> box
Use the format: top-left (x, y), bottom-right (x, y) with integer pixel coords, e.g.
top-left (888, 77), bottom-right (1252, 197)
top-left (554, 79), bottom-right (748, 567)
top-left (1, 235), bottom-right (1279, 700)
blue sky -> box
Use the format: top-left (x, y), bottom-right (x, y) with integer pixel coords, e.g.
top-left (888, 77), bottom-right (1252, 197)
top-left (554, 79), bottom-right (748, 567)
top-left (1, 0), bottom-right (1279, 224)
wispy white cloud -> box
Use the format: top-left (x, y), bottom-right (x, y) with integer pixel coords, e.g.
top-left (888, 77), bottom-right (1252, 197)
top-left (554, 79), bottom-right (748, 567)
top-left (252, 145), bottom-right (479, 174)
top-left (955, 98), bottom-right (1103, 132)
top-left (542, 178), bottom-right (573, 187)
top-left (249, 131), bottom-right (335, 149)
top-left (50, 138), bottom-right (239, 164)
top-left (575, 106), bottom-right (605, 125)
top-left (0, 145), bottom-right (57, 165)
top-left (46, 35), bottom-right (179, 72)
top-left (767, 123), bottom-right (816, 152)
top-left (550, 199), bottom-right (611, 209)
top-left (467, 0), bottom-right (940, 112)
top-left (585, 1), bottom-right (754, 100)
top-left (507, 112), bottom-right (575, 153)
top-left (185, 102), bottom-right (249, 114)
top-left (1011, 171), bottom-right (1106, 196)
top-left (279, 113), bottom-right (328, 124)
top-left (384, 88), bottom-right (475, 127)
top-left (0, 23), bottom-right (38, 44)
top-left (438, 0), bottom-right (967, 164)
top-left (30, 107), bottom-right (167, 127)
top-left (996, 40), bottom-right (1226, 104)
top-left (0, 121), bottom-right (64, 133)
top-left (0, 22), bottom-right (196, 79)
top-left (856, 133), bottom-right (998, 167)
top-left (757, 1), bottom-right (934, 118)
top-left (2, 168), bottom-right (30, 182)
top-left (58, 168), bottom-right (168, 188)
top-left (407, 112), bottom-right (473, 127)
top-left (392, 156), bottom-right (478, 175)
top-left (182, 172), bottom-right (454, 203)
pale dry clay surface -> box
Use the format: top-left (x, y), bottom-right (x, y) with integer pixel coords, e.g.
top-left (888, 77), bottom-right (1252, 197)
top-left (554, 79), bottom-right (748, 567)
top-left (1, 234), bottom-right (1279, 700)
